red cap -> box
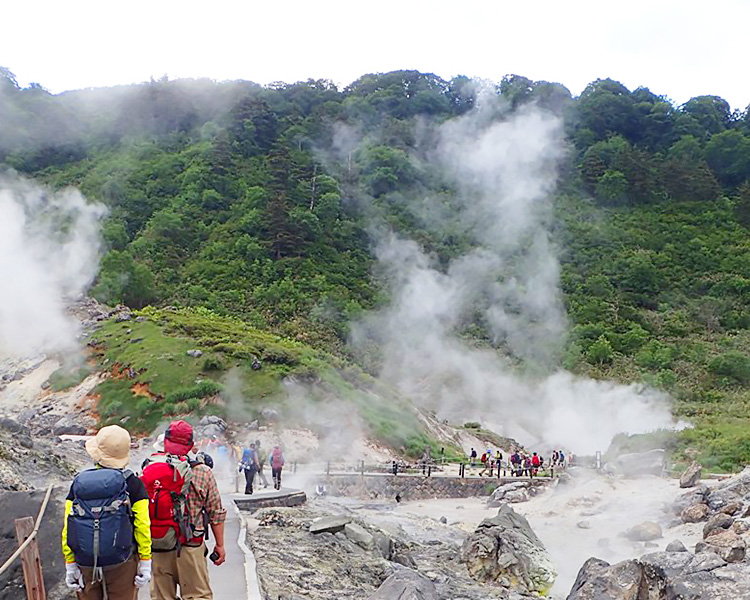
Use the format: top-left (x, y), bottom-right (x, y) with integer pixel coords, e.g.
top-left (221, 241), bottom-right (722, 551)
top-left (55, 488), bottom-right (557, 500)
top-left (164, 420), bottom-right (194, 455)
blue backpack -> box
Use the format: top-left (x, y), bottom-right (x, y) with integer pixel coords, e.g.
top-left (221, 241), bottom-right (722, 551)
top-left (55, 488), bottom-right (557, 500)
top-left (66, 468), bottom-right (134, 568)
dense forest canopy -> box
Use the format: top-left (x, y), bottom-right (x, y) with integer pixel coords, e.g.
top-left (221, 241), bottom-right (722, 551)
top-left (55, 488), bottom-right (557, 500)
top-left (1, 67), bottom-right (749, 468)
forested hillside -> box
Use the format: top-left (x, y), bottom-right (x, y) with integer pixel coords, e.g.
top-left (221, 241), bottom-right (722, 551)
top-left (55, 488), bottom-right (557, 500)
top-left (1, 68), bottom-right (749, 467)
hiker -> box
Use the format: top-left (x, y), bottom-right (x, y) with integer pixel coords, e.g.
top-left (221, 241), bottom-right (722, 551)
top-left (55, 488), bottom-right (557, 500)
top-left (510, 450), bottom-right (521, 476)
top-left (469, 448), bottom-right (477, 467)
top-left (531, 452), bottom-right (541, 476)
top-left (270, 444), bottom-right (285, 490)
top-left (559, 450), bottom-right (566, 468)
top-left (523, 455), bottom-right (532, 477)
top-left (240, 441), bottom-right (261, 494)
top-left (255, 439), bottom-right (270, 489)
top-left (552, 450), bottom-right (559, 466)
top-left (62, 425), bottom-right (152, 599)
top-left (479, 449), bottom-right (492, 476)
top-left (142, 420), bottom-right (226, 600)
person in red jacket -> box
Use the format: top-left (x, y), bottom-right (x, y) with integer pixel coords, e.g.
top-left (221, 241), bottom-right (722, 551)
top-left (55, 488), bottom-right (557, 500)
top-left (531, 452), bottom-right (541, 476)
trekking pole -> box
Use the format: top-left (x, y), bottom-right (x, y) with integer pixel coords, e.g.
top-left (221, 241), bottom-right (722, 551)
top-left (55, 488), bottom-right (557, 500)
top-left (0, 484), bottom-right (53, 577)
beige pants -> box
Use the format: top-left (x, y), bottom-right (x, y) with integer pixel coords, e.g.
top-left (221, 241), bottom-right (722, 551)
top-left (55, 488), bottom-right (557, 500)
top-left (150, 544), bottom-right (212, 600)
top-left (78, 555), bottom-right (138, 600)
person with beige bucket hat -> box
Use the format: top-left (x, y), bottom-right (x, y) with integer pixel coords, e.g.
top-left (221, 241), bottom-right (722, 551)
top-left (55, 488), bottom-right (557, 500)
top-left (61, 425), bottom-right (153, 599)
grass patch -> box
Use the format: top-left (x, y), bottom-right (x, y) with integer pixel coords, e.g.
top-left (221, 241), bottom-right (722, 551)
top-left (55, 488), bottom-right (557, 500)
top-left (91, 307), bottom-right (460, 457)
top-left (48, 364), bottom-right (95, 391)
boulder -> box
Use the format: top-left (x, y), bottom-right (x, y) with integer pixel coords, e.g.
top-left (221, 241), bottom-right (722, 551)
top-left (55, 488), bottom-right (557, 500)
top-left (461, 504), bottom-right (556, 595)
top-left (310, 516), bottom-right (351, 534)
top-left (391, 551), bottom-right (418, 569)
top-left (486, 481), bottom-right (529, 508)
top-left (640, 551), bottom-right (695, 577)
top-left (624, 521), bottom-right (662, 542)
top-left (673, 485), bottom-right (709, 516)
top-left (52, 415), bottom-right (86, 436)
top-left (0, 417), bottom-right (28, 434)
top-left (680, 461), bottom-right (702, 488)
top-left (567, 553), bottom-right (750, 600)
top-left (186, 349), bottom-right (203, 358)
top-left (688, 551), bottom-right (726, 574)
top-left (344, 522), bottom-right (375, 550)
top-left (505, 489), bottom-right (530, 503)
top-left (720, 501), bottom-right (743, 516)
top-left (567, 557), bottom-right (647, 600)
top-left (367, 570), bottom-right (438, 600)
top-left (613, 449), bottom-right (666, 477)
top-left (666, 540), bottom-right (688, 553)
top-left (199, 415), bottom-right (228, 431)
top-left (732, 520), bottom-right (750, 535)
top-left (704, 529), bottom-right (745, 563)
top-left (373, 533), bottom-right (393, 559)
top-left (703, 513), bottom-right (734, 539)
top-left (707, 489), bottom-right (740, 511)
top-left (681, 503), bottom-right (710, 523)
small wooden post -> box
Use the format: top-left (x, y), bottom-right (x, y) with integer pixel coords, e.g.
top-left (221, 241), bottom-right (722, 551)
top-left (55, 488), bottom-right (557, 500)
top-left (14, 516), bottom-right (46, 600)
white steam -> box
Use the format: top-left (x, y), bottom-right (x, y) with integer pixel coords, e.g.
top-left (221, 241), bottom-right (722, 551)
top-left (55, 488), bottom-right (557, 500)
top-left (0, 173), bottom-right (107, 359)
top-left (353, 97), bottom-right (675, 455)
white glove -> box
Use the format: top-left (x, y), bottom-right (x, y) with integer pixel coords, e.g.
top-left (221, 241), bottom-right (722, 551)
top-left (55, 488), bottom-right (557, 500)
top-left (65, 562), bottom-right (84, 590)
top-left (134, 559), bottom-right (152, 588)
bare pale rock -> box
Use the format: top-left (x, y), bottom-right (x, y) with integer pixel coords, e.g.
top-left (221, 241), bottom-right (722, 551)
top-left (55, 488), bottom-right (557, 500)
top-left (625, 521), bottom-right (663, 542)
top-left (367, 570), bottom-right (438, 600)
top-left (680, 461), bottom-right (702, 488)
top-left (666, 540), bottom-right (688, 553)
top-left (310, 515), bottom-right (351, 534)
top-left (344, 522), bottom-right (375, 550)
top-left (461, 504), bottom-right (556, 595)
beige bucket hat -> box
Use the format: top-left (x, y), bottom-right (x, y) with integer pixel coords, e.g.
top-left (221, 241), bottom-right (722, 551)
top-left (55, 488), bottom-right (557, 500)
top-left (85, 425), bottom-right (131, 469)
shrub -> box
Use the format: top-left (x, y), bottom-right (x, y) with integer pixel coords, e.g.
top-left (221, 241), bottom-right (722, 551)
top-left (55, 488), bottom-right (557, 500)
top-left (635, 340), bottom-right (677, 370)
top-left (202, 356), bottom-right (224, 371)
top-left (186, 397), bottom-right (202, 412)
top-left (586, 335), bottom-right (614, 365)
top-left (165, 380), bottom-right (223, 403)
top-left (708, 352), bottom-right (750, 385)
top-left (174, 401), bottom-right (190, 414)
top-left (464, 422), bottom-right (481, 429)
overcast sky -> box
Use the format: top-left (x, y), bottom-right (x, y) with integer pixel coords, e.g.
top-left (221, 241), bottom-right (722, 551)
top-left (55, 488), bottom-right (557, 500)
top-left (3, 0), bottom-right (748, 110)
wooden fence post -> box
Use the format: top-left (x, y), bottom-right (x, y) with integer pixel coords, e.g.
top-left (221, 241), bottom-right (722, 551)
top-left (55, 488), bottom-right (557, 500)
top-left (14, 516), bottom-right (46, 600)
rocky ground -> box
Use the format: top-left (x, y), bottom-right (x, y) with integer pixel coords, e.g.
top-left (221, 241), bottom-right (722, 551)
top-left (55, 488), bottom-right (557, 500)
top-left (567, 466), bottom-right (750, 599)
top-left (245, 498), bottom-right (545, 599)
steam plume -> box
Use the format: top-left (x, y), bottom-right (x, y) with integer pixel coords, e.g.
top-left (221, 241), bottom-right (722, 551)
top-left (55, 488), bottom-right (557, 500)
top-left (353, 96), bottom-right (675, 454)
top-left (0, 172), bottom-right (107, 360)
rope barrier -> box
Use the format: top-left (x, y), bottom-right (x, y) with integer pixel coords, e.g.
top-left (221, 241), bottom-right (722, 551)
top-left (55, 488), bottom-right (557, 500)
top-left (0, 484), bottom-right (54, 577)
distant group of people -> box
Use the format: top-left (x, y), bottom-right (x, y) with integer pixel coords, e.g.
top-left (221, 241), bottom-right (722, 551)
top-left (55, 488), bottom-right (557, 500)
top-left (61, 420), bottom-right (289, 600)
top-left (239, 439), bottom-right (285, 493)
top-left (468, 447), bottom-right (569, 478)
